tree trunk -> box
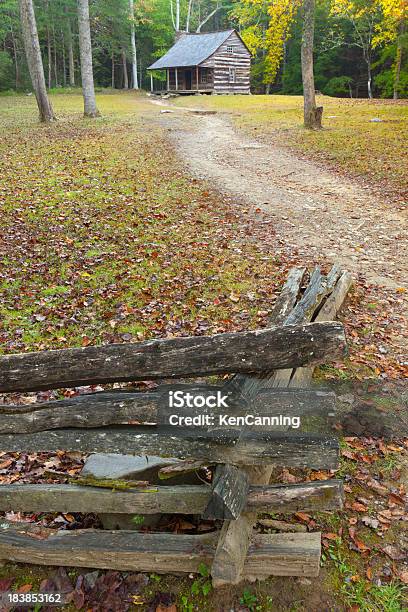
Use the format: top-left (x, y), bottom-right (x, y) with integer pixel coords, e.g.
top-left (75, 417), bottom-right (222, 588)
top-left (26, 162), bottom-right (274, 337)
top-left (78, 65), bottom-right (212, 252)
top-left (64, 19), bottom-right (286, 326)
top-left (186, 0), bottom-right (193, 32)
top-left (111, 51), bottom-right (115, 88)
top-left (301, 0), bottom-right (322, 129)
top-left (196, 7), bottom-right (221, 33)
top-left (53, 25), bottom-right (59, 87)
top-left (393, 21), bottom-right (405, 100)
top-left (176, 0), bottom-right (180, 31)
top-left (121, 49), bottom-right (128, 89)
top-left (129, 0), bottom-right (138, 89)
top-left (367, 60), bottom-right (373, 99)
top-left (61, 31), bottom-right (66, 87)
top-left (393, 45), bottom-right (402, 100)
top-left (47, 26), bottom-right (52, 89)
top-left (19, 0), bottom-right (55, 122)
top-left (77, 0), bottom-right (99, 117)
top-left (67, 18), bottom-right (75, 86)
top-left (10, 26), bottom-right (20, 89)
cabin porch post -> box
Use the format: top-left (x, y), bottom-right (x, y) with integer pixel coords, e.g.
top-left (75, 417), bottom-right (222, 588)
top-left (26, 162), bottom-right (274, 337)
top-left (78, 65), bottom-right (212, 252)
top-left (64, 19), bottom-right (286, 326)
top-left (175, 68), bottom-right (178, 91)
top-left (166, 69), bottom-right (169, 92)
top-left (196, 66), bottom-right (199, 91)
top-left (150, 73), bottom-right (153, 92)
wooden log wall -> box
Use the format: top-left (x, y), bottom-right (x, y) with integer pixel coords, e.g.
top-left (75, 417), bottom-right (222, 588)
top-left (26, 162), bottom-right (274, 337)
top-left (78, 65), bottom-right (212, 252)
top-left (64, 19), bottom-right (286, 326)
top-left (201, 31), bottom-right (251, 94)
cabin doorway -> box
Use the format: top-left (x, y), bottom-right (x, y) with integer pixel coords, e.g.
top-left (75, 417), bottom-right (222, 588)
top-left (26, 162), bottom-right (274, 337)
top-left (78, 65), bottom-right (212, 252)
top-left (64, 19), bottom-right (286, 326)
top-left (184, 70), bottom-right (192, 90)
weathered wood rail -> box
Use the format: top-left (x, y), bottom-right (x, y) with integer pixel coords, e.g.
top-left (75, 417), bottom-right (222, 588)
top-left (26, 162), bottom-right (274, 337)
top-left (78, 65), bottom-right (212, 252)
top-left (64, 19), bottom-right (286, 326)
top-left (211, 265), bottom-right (352, 586)
top-left (0, 480), bottom-right (344, 515)
top-left (0, 321), bottom-right (345, 392)
top-left (0, 265), bottom-right (352, 584)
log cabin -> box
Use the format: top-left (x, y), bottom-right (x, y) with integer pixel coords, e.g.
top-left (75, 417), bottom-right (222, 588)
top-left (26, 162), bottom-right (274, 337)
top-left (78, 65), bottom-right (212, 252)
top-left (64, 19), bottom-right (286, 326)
top-left (147, 30), bottom-right (251, 95)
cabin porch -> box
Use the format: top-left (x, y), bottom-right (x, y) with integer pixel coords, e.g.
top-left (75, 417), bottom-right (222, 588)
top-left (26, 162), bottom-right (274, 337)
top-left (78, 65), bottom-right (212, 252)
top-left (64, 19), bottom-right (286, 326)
top-left (150, 66), bottom-right (214, 94)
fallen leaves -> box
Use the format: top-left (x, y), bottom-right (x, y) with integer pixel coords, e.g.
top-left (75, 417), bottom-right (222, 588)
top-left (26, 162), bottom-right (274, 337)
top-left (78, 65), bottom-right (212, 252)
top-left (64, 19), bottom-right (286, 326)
top-left (399, 570), bottom-right (408, 584)
top-left (361, 516), bottom-right (379, 530)
top-left (348, 527), bottom-right (371, 553)
top-left (388, 493), bottom-right (405, 506)
top-left (381, 545), bottom-right (407, 561)
top-left (349, 501), bottom-right (368, 513)
top-left (0, 98), bottom-right (294, 361)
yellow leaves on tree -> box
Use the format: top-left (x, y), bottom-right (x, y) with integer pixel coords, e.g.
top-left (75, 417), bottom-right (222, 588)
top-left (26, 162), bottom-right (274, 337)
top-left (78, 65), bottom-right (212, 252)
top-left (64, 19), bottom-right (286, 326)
top-left (264, 0), bottom-right (302, 83)
top-left (373, 0), bottom-right (407, 46)
top-left (232, 0), bottom-right (301, 85)
top-left (330, 0), bottom-right (406, 47)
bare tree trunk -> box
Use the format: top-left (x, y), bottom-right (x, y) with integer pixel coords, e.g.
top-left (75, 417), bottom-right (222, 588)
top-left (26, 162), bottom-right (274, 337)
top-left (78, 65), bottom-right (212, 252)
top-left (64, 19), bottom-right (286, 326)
top-left (121, 50), bottom-right (128, 89)
top-left (111, 51), bottom-right (115, 88)
top-left (393, 44), bottom-right (402, 100)
top-left (61, 31), bottom-right (66, 86)
top-left (53, 25), bottom-right (59, 87)
top-left (10, 26), bottom-right (21, 89)
top-left (19, 0), bottom-right (55, 122)
top-left (129, 0), bottom-right (139, 89)
top-left (77, 0), bottom-right (99, 117)
top-left (47, 26), bottom-right (52, 89)
top-left (367, 59), bottom-right (373, 99)
top-left (196, 6), bottom-right (221, 32)
top-left (393, 21), bottom-right (404, 100)
top-left (186, 0), bottom-right (193, 32)
top-left (301, 0), bottom-right (322, 129)
top-left (67, 18), bottom-right (75, 86)
top-left (176, 0), bottom-right (180, 31)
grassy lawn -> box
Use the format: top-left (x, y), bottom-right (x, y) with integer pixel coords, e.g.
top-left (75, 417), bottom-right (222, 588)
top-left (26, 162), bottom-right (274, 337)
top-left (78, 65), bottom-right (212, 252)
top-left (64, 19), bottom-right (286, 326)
top-left (0, 91), bottom-right (289, 355)
top-left (173, 94), bottom-right (408, 203)
top-left (0, 92), bottom-right (407, 611)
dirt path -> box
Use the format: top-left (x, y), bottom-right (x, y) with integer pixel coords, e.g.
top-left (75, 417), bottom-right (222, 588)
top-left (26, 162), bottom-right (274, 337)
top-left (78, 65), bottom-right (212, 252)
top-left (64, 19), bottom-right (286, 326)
top-left (155, 105), bottom-right (407, 291)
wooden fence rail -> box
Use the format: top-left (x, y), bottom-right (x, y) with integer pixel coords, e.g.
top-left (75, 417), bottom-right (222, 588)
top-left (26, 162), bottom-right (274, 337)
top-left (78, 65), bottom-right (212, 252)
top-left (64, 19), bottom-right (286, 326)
top-left (0, 321), bottom-right (346, 393)
top-left (0, 387), bottom-right (336, 434)
top-left (0, 264), bottom-right (352, 585)
top-left (0, 428), bottom-right (340, 468)
top-left (0, 480), bottom-right (344, 515)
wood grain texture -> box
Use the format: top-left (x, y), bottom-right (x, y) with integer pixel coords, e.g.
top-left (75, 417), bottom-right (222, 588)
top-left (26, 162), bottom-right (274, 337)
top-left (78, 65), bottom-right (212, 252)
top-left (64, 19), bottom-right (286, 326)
top-left (212, 268), bottom-right (309, 586)
top-left (0, 386), bottom-right (336, 434)
top-left (225, 267), bottom-right (306, 397)
top-left (0, 480), bottom-right (343, 514)
top-left (0, 521), bottom-right (321, 577)
top-left (0, 321), bottom-right (346, 393)
top-left (0, 427), bottom-right (339, 468)
top-left (289, 270), bottom-right (353, 388)
top-left (211, 265), bottom-right (350, 586)
top-left (203, 465), bottom-right (250, 520)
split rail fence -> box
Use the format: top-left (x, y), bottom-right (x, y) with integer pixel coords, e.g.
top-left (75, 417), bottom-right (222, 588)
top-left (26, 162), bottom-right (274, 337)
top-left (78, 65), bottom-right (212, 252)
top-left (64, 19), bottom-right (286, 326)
top-left (0, 265), bottom-right (352, 585)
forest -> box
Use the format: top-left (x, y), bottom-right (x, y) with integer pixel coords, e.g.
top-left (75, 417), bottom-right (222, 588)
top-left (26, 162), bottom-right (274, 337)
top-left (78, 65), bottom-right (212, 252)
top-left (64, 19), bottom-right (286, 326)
top-left (0, 0), bottom-right (406, 99)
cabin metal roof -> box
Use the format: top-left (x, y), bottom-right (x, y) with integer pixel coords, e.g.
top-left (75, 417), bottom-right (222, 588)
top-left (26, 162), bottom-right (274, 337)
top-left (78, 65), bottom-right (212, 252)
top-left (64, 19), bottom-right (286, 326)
top-left (147, 30), bottom-right (235, 70)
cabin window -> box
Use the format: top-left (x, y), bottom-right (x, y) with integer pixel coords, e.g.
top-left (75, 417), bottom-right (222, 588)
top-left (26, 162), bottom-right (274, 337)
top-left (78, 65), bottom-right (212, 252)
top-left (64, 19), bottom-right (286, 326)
top-left (200, 68), bottom-right (211, 84)
top-left (228, 67), bottom-right (236, 83)
top-left (226, 45), bottom-right (234, 54)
